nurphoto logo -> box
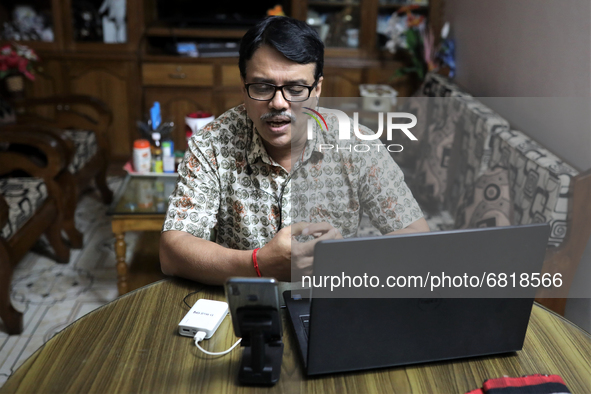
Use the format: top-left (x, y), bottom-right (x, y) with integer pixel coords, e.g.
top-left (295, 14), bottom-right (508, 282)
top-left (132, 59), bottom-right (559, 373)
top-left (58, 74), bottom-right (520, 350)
top-left (303, 107), bottom-right (418, 153)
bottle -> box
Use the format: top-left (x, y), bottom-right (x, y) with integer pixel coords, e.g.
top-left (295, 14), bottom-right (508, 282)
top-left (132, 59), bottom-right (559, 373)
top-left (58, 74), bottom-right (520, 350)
top-left (152, 147), bottom-right (163, 173)
top-left (151, 132), bottom-right (163, 173)
top-left (133, 139), bottom-right (151, 173)
top-left (174, 150), bottom-right (184, 172)
top-left (162, 140), bottom-right (175, 173)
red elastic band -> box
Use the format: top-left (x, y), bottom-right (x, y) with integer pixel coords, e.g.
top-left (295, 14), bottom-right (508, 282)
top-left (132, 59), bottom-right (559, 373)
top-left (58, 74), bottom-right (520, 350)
top-left (252, 248), bottom-right (262, 277)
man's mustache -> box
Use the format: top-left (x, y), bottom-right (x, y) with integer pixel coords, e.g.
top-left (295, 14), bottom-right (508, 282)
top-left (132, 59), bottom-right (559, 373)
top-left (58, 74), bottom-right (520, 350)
top-left (260, 111), bottom-right (297, 123)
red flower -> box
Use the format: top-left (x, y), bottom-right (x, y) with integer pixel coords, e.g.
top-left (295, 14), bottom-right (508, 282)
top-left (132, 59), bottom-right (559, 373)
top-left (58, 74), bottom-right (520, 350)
top-left (0, 43), bottom-right (39, 81)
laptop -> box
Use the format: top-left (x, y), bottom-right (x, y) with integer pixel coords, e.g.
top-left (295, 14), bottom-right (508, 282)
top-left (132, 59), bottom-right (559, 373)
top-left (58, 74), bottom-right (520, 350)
top-left (283, 224), bottom-right (550, 376)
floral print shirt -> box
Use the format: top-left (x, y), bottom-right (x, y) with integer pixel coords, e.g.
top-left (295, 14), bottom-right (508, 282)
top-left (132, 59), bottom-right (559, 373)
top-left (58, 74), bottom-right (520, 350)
top-left (163, 104), bottom-right (423, 250)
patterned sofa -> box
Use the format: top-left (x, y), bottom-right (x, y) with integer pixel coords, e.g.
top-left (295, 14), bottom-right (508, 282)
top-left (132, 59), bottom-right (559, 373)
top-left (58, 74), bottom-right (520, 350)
top-left (386, 73), bottom-right (591, 315)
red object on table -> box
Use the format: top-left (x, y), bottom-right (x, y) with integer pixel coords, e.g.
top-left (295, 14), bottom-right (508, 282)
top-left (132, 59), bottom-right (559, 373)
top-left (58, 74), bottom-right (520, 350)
top-left (187, 111), bottom-right (213, 119)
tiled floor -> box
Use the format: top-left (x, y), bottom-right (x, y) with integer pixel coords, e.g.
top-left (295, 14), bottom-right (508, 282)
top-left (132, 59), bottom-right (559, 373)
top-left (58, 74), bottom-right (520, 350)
top-left (0, 176), bottom-right (165, 388)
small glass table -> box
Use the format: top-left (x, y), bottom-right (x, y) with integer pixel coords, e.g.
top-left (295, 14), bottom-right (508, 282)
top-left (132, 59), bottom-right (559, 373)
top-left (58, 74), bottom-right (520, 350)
top-left (107, 174), bottom-right (178, 295)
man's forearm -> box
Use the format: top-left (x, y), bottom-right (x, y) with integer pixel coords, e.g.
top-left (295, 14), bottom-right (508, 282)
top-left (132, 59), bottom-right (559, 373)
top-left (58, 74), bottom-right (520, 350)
top-left (386, 217), bottom-right (430, 236)
top-left (159, 230), bottom-right (255, 285)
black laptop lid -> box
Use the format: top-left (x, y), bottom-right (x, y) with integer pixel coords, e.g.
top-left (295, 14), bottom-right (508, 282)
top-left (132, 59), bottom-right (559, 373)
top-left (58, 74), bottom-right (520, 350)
top-left (304, 224), bottom-right (550, 375)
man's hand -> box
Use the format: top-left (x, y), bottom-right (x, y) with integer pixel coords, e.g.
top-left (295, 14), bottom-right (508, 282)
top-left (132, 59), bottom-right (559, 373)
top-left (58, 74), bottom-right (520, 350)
top-left (256, 222), bottom-right (343, 281)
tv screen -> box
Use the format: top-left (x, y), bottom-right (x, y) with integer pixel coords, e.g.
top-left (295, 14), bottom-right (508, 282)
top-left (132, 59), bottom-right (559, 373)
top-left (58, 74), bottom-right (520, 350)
top-left (156, 1), bottom-right (286, 28)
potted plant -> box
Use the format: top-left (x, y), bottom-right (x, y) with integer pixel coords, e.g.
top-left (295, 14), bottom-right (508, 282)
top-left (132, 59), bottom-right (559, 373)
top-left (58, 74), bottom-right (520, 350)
top-left (385, 8), bottom-right (456, 83)
top-left (0, 42), bottom-right (39, 98)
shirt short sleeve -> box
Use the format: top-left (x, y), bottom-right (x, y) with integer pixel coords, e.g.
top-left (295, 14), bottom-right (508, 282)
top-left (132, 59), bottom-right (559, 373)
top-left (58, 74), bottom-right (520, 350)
top-left (162, 135), bottom-right (221, 241)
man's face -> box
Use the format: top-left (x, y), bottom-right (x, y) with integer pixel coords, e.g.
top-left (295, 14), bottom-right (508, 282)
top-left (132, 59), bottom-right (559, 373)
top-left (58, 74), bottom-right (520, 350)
top-left (242, 45), bottom-right (322, 152)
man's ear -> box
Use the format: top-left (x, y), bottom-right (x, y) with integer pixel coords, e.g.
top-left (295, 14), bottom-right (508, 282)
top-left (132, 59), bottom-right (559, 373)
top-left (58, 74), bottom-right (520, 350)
top-left (315, 76), bottom-right (323, 98)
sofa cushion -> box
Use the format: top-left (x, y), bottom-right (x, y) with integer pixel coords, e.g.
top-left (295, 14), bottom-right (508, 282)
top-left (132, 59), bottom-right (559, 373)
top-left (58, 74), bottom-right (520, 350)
top-left (393, 73), bottom-right (472, 169)
top-left (446, 98), bottom-right (510, 216)
top-left (63, 129), bottom-right (98, 174)
top-left (454, 166), bottom-right (513, 229)
top-left (0, 177), bottom-right (48, 239)
top-left (476, 130), bottom-right (578, 247)
top-left (420, 72), bottom-right (472, 98)
top-left (412, 98), bottom-right (457, 211)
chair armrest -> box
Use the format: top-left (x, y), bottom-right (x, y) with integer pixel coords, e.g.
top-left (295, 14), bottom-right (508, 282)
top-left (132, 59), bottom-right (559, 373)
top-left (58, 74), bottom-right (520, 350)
top-left (0, 124), bottom-right (71, 180)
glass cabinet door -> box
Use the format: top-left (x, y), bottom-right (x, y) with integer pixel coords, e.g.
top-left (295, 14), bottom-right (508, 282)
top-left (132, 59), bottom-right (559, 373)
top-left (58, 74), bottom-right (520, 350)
top-left (70, 0), bottom-right (127, 44)
top-left (306, 0), bottom-right (361, 49)
top-left (0, 0), bottom-right (58, 44)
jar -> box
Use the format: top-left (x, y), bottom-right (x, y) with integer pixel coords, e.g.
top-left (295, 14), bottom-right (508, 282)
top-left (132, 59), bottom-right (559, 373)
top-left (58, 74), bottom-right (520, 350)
top-left (133, 139), bottom-right (151, 173)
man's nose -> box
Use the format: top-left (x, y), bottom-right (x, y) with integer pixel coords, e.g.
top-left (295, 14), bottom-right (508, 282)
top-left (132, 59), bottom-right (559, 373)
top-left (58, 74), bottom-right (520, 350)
top-left (269, 88), bottom-right (289, 111)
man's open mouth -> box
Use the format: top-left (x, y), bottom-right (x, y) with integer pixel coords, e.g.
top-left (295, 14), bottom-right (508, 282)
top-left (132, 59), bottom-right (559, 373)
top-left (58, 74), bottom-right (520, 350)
top-left (266, 117), bottom-right (291, 129)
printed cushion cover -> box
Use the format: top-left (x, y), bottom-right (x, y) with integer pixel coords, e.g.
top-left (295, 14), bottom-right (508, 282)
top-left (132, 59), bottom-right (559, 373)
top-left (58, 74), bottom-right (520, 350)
top-left (457, 129), bottom-right (578, 247)
top-left (454, 166), bottom-right (513, 229)
top-left (63, 129), bottom-right (98, 174)
top-left (413, 93), bottom-right (510, 214)
top-left (0, 177), bottom-right (48, 239)
top-left (393, 73), bottom-right (472, 169)
top-left (446, 97), bottom-right (510, 216)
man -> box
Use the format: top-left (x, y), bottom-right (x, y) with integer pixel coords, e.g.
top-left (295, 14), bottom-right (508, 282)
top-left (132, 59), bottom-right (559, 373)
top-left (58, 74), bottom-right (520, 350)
top-left (160, 16), bottom-right (429, 285)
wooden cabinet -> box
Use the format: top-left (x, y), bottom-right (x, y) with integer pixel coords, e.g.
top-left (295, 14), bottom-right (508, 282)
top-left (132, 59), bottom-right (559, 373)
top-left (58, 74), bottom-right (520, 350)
top-left (2, 0), bottom-right (144, 159)
top-left (64, 59), bottom-right (141, 158)
top-left (321, 67), bottom-right (363, 97)
top-left (142, 64), bottom-right (214, 87)
top-left (141, 60), bottom-right (245, 150)
top-left (144, 88), bottom-right (214, 151)
top-left (23, 58), bottom-right (65, 118)
top-left (3, 0), bottom-right (441, 159)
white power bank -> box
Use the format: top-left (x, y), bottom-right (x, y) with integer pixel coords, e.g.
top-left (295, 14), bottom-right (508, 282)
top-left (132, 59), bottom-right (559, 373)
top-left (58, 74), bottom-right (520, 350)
top-left (178, 299), bottom-right (229, 339)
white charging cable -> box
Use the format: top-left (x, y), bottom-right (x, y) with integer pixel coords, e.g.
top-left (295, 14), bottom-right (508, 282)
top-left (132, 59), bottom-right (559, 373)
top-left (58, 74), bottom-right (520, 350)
top-left (194, 331), bottom-right (242, 356)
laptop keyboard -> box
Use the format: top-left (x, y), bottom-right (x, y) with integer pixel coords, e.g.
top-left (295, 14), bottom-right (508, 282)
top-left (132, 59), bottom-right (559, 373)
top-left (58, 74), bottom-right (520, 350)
top-left (300, 314), bottom-right (310, 338)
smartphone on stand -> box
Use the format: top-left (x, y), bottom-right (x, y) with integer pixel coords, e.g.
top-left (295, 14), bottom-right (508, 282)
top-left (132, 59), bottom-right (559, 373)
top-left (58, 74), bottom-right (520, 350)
top-left (224, 277), bottom-right (282, 338)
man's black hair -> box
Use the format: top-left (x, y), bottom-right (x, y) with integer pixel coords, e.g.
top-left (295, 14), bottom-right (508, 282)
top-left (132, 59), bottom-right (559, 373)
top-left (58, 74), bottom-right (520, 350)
top-left (239, 16), bottom-right (324, 83)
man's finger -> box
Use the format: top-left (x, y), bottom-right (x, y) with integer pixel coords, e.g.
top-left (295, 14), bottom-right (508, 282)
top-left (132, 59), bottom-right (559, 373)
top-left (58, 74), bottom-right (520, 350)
top-left (296, 228), bottom-right (341, 255)
top-left (301, 222), bottom-right (335, 236)
top-left (290, 222), bottom-right (311, 237)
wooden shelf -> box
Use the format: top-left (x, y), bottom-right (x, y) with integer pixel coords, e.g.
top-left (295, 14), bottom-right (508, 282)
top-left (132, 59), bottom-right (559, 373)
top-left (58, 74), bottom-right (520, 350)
top-left (145, 26), bottom-right (248, 39)
top-left (378, 1), bottom-right (428, 5)
top-left (308, 1), bottom-right (360, 7)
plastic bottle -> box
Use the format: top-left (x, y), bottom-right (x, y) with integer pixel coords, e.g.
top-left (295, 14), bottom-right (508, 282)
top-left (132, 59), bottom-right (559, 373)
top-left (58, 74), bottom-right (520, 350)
top-left (133, 139), bottom-right (151, 173)
top-left (162, 140), bottom-right (175, 173)
top-left (151, 132), bottom-right (163, 173)
top-left (152, 147), bottom-right (163, 173)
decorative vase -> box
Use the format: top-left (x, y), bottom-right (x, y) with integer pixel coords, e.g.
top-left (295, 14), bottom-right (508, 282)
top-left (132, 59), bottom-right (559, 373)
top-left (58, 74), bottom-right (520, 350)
top-left (5, 75), bottom-right (24, 93)
top-left (2, 75), bottom-right (25, 100)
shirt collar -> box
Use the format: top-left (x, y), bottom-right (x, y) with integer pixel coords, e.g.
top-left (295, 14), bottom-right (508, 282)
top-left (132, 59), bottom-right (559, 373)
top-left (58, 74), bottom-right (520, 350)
top-left (245, 111), bottom-right (325, 169)
top-left (246, 116), bottom-right (279, 168)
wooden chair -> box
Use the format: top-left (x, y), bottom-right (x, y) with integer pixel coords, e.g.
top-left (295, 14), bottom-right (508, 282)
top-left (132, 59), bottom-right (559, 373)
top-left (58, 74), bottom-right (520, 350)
top-left (0, 126), bottom-right (71, 335)
top-left (12, 95), bottom-right (114, 248)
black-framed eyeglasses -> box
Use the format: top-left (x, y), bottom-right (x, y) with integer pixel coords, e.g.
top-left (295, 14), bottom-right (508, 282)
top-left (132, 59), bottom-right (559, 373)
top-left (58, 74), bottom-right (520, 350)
top-left (244, 82), bottom-right (317, 102)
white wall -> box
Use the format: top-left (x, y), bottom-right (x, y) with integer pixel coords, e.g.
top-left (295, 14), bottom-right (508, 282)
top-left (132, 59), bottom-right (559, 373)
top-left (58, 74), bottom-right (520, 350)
top-left (445, 0), bottom-right (591, 332)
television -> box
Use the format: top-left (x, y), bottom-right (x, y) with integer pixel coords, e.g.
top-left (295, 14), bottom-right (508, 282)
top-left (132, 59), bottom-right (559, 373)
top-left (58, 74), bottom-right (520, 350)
top-left (155, 0), bottom-right (287, 28)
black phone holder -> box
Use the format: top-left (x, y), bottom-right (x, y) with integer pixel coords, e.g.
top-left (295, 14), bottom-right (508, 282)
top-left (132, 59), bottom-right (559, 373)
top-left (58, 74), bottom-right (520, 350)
top-left (236, 306), bottom-right (283, 386)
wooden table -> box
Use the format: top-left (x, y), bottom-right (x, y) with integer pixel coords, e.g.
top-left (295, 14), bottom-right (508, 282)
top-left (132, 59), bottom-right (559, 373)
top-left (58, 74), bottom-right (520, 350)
top-left (2, 278), bottom-right (590, 394)
top-left (107, 174), bottom-right (177, 295)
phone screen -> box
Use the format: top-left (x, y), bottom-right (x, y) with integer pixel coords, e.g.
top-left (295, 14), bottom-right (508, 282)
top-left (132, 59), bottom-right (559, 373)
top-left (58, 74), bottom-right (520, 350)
top-left (225, 277), bottom-right (282, 338)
